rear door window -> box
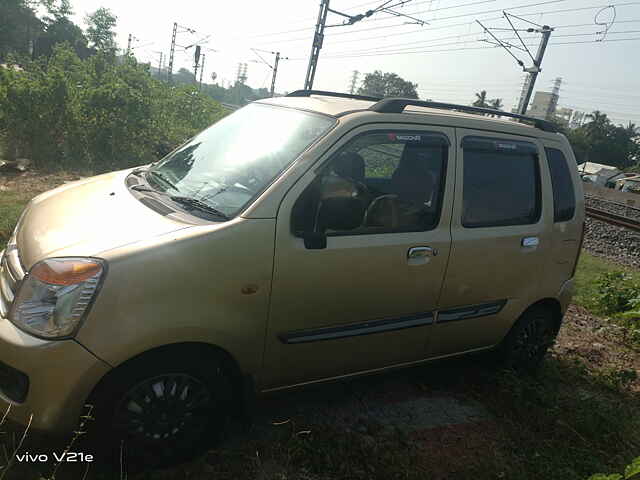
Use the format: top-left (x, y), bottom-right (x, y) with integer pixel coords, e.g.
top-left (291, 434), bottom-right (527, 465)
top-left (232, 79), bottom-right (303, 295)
top-left (462, 136), bottom-right (541, 228)
top-left (545, 147), bottom-right (576, 222)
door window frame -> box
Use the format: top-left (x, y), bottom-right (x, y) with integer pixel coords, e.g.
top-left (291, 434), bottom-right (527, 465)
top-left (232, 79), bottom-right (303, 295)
top-left (291, 127), bottom-right (452, 237)
top-left (459, 133), bottom-right (543, 229)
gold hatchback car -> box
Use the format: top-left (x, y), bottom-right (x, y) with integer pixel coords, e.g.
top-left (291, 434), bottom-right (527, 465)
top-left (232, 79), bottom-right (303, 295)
top-left (0, 91), bottom-right (584, 461)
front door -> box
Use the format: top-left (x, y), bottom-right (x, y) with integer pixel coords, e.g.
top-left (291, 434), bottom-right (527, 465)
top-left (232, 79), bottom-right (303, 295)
top-left (432, 129), bottom-right (551, 357)
top-left (262, 125), bottom-right (455, 389)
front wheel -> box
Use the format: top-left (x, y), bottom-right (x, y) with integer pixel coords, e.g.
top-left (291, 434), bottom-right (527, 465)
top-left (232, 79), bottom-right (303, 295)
top-left (500, 306), bottom-right (558, 371)
top-left (86, 350), bottom-right (233, 469)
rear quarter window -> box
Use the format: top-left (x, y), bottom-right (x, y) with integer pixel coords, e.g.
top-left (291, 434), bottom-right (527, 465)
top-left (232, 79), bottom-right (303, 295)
top-left (545, 147), bottom-right (576, 222)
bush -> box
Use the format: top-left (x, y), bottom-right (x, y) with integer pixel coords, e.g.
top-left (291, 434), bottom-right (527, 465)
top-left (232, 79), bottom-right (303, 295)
top-left (593, 271), bottom-right (640, 315)
top-left (0, 45), bottom-right (227, 172)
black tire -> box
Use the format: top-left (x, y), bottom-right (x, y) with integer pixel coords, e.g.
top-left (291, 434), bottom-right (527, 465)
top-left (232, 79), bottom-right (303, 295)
top-left (84, 349), bottom-right (233, 470)
top-left (500, 306), bottom-right (557, 371)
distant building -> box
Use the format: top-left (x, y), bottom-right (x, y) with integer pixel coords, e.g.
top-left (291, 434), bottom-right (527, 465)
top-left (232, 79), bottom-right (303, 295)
top-left (555, 107), bottom-right (573, 126)
top-left (528, 91), bottom-right (559, 120)
top-left (569, 110), bottom-right (587, 129)
top-left (577, 161), bottom-right (625, 187)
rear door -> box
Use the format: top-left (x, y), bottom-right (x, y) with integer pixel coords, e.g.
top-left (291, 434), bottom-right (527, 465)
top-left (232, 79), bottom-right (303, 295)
top-left (541, 142), bottom-right (585, 285)
top-left (432, 129), bottom-right (551, 357)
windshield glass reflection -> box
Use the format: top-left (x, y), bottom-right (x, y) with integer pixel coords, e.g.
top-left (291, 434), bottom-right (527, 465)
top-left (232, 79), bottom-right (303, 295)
top-left (147, 104), bottom-right (335, 218)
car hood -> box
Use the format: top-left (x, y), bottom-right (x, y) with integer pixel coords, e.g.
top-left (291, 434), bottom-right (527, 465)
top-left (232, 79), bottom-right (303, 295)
top-left (16, 169), bottom-right (190, 269)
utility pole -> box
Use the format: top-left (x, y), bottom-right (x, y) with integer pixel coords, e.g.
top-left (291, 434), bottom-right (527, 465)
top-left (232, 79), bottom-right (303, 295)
top-left (158, 52), bottom-right (164, 73)
top-left (168, 22), bottom-right (178, 83)
top-left (270, 52), bottom-right (280, 97)
top-left (193, 45), bottom-right (202, 85)
top-left (251, 48), bottom-right (288, 97)
top-left (303, 0), bottom-right (423, 90)
top-left (199, 54), bottom-right (205, 90)
top-left (518, 25), bottom-right (553, 115)
top-left (478, 13), bottom-right (553, 115)
top-left (304, 0), bottom-right (330, 90)
top-left (127, 33), bottom-right (133, 55)
top-left (349, 70), bottom-right (360, 94)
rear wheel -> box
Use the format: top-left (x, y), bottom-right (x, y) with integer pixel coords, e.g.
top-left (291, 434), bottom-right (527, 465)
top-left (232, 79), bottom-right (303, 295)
top-left (86, 350), bottom-right (233, 469)
top-left (501, 306), bottom-right (557, 371)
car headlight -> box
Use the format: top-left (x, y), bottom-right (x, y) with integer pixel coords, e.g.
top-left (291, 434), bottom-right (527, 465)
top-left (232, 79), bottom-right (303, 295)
top-left (10, 257), bottom-right (106, 339)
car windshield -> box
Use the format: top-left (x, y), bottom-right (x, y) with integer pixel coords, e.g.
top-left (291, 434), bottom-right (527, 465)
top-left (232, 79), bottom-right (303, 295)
top-left (146, 103), bottom-right (335, 218)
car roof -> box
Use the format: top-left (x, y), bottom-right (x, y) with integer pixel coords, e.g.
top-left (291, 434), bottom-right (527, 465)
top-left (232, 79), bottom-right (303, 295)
top-left (255, 93), bottom-right (561, 139)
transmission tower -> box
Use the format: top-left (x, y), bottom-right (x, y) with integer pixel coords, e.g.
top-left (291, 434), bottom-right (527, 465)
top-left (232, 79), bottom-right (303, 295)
top-left (236, 63), bottom-right (248, 84)
top-left (546, 77), bottom-right (562, 119)
top-left (349, 70), bottom-right (360, 94)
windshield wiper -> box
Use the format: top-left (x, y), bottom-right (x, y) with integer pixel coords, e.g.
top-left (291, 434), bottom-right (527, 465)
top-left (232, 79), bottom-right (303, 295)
top-left (146, 170), bottom-right (178, 192)
top-left (170, 196), bottom-right (230, 220)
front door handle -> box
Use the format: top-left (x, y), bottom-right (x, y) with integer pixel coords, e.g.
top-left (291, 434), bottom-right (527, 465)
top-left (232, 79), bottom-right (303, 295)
top-left (408, 246), bottom-right (438, 259)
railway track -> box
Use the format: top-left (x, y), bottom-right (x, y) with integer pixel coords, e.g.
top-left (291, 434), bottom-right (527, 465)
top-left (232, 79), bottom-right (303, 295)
top-left (585, 205), bottom-right (640, 232)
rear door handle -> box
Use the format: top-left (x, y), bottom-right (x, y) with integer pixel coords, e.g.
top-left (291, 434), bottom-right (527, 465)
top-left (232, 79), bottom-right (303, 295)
top-left (521, 236), bottom-right (539, 247)
top-left (408, 246), bottom-right (438, 258)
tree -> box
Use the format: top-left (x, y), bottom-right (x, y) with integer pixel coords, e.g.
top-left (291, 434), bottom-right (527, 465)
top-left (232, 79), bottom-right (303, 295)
top-left (565, 110), bottom-right (638, 169)
top-left (40, 0), bottom-right (73, 22)
top-left (0, 0), bottom-right (43, 62)
top-left (473, 90), bottom-right (489, 108)
top-left (34, 17), bottom-right (89, 59)
top-left (489, 98), bottom-right (503, 110)
top-left (84, 7), bottom-right (117, 53)
top-left (357, 70), bottom-right (418, 98)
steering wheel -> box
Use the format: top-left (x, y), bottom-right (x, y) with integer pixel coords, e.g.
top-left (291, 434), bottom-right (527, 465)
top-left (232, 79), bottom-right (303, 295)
top-left (364, 194), bottom-right (400, 229)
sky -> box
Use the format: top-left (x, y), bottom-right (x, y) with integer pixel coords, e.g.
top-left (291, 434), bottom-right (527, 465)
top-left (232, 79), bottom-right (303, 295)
top-left (70, 0), bottom-right (640, 125)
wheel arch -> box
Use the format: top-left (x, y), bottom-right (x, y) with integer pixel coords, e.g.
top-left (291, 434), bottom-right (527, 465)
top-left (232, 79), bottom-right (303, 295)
top-left (87, 342), bottom-right (251, 412)
top-left (524, 297), bottom-right (564, 334)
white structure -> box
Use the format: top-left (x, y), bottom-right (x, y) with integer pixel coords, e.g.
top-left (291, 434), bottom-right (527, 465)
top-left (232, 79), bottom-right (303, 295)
top-left (577, 162), bottom-right (625, 187)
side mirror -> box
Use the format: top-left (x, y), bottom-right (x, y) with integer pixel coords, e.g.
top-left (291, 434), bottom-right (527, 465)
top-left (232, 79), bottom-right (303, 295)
top-left (302, 197), bottom-right (364, 250)
top-left (303, 231), bottom-right (327, 250)
top-left (317, 197), bottom-right (365, 232)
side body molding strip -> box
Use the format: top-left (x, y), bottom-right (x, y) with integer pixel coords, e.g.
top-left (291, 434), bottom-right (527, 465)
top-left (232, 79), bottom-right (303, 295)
top-left (277, 300), bottom-right (508, 344)
top-left (279, 313), bottom-right (434, 344)
top-left (437, 300), bottom-right (507, 323)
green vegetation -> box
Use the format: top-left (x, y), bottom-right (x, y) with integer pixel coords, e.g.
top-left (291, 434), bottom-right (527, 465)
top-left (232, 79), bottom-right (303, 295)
top-left (0, 192), bottom-right (27, 248)
top-left (0, 45), bottom-right (226, 172)
top-left (0, 1), bottom-right (228, 174)
top-left (357, 70), bottom-right (419, 98)
top-left (562, 112), bottom-right (639, 171)
top-left (573, 252), bottom-right (640, 350)
top-left (574, 252), bottom-right (640, 312)
top-left (588, 457), bottom-right (640, 480)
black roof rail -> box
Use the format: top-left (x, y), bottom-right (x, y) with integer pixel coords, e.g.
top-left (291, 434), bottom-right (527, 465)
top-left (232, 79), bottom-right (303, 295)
top-left (287, 89), bottom-right (382, 102)
top-left (368, 98), bottom-right (559, 133)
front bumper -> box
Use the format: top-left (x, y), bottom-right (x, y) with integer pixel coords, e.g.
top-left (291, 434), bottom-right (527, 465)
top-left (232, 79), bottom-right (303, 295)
top-left (0, 316), bottom-right (110, 434)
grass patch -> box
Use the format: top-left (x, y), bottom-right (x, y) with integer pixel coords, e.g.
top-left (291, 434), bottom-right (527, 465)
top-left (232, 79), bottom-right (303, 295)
top-left (0, 192), bottom-right (29, 249)
top-left (574, 251), bottom-right (640, 312)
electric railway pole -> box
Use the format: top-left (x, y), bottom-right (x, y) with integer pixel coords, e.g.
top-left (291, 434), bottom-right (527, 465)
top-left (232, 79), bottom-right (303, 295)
top-left (518, 25), bottom-right (553, 115)
top-left (270, 52), bottom-right (281, 97)
top-left (168, 23), bottom-right (178, 82)
top-left (349, 70), bottom-right (360, 94)
top-left (199, 53), bottom-right (205, 90)
top-left (304, 0), bottom-right (330, 90)
top-left (303, 0), bottom-right (423, 90)
top-left (478, 13), bottom-right (553, 116)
